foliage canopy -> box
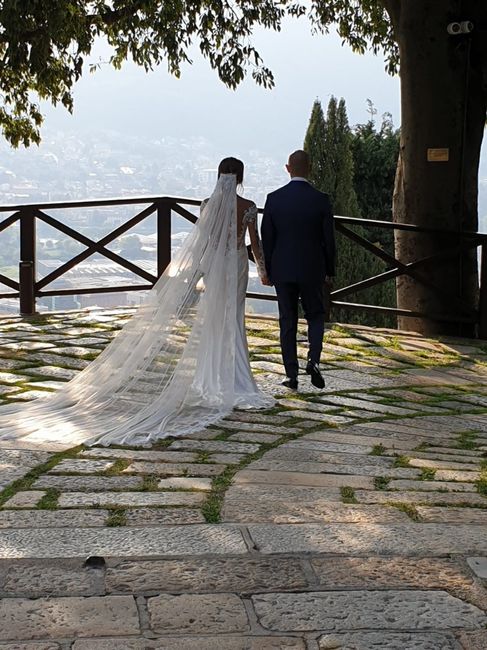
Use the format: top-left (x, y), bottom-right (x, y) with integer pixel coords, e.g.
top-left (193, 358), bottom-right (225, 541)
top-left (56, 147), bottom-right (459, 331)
top-left (0, 1), bottom-right (396, 146)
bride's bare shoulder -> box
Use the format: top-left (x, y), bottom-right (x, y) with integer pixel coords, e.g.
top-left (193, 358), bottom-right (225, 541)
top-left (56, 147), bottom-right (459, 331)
top-left (237, 196), bottom-right (256, 212)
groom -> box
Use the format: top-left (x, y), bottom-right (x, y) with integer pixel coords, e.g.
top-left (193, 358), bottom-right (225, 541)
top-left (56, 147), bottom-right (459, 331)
top-left (261, 150), bottom-right (335, 390)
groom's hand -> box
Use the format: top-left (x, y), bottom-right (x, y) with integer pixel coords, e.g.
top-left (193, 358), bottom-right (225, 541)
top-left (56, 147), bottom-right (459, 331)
top-left (261, 275), bottom-right (273, 286)
top-left (324, 276), bottom-right (334, 289)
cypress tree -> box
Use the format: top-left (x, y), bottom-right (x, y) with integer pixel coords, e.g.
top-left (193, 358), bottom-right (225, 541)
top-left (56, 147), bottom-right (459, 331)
top-left (304, 100), bottom-right (328, 191)
top-left (303, 97), bottom-right (396, 327)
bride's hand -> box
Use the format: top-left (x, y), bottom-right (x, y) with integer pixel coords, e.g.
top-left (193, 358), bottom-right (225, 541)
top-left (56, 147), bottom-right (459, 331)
top-left (261, 275), bottom-right (272, 286)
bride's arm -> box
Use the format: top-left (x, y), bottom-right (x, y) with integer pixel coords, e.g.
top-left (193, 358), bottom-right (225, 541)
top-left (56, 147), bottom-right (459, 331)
top-left (245, 205), bottom-right (271, 285)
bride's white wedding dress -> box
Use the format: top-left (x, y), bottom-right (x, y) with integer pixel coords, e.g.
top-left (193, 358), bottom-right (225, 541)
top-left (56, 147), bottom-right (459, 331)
top-left (0, 174), bottom-right (273, 447)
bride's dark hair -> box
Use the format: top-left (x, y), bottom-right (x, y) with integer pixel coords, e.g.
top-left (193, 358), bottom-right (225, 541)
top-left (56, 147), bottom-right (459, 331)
top-left (218, 157), bottom-right (244, 184)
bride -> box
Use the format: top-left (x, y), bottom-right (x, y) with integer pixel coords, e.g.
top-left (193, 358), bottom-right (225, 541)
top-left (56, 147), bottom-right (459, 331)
top-left (0, 157), bottom-right (273, 447)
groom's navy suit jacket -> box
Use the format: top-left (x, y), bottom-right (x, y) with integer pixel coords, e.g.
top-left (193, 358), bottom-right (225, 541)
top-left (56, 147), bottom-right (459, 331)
top-left (261, 180), bottom-right (335, 284)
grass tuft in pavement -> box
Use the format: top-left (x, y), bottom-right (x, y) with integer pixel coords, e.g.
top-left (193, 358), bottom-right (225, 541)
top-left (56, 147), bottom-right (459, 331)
top-left (37, 488), bottom-right (61, 510)
top-left (340, 486), bottom-right (358, 504)
top-left (374, 476), bottom-right (391, 490)
top-left (393, 454), bottom-right (411, 468)
top-left (106, 507), bottom-right (127, 527)
top-left (419, 468), bottom-right (437, 481)
top-left (390, 502), bottom-right (421, 521)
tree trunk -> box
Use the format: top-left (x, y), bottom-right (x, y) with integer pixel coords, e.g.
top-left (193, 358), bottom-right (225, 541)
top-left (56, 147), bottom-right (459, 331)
top-left (388, 0), bottom-right (486, 336)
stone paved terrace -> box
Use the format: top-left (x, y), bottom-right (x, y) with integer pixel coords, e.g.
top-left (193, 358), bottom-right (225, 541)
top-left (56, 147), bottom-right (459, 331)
top-left (1, 308), bottom-right (487, 648)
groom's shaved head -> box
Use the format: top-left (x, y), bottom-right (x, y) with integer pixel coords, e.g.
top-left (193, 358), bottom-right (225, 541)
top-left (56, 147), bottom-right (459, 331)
top-left (287, 150), bottom-right (310, 178)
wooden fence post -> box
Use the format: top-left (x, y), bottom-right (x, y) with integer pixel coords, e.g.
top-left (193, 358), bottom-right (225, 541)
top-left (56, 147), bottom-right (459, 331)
top-left (19, 209), bottom-right (36, 315)
top-left (157, 201), bottom-right (171, 279)
top-left (479, 243), bottom-right (487, 339)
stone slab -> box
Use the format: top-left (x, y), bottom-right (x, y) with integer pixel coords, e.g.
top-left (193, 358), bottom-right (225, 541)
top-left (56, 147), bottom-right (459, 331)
top-left (229, 432), bottom-right (280, 444)
top-left (122, 461), bottom-right (224, 477)
top-left (434, 469), bottom-right (480, 482)
top-left (157, 477), bottom-right (212, 491)
top-left (408, 457), bottom-right (481, 471)
top-left (218, 421), bottom-right (295, 435)
top-left (0, 449), bottom-right (51, 491)
top-left (264, 444), bottom-right (393, 467)
top-left (222, 501), bottom-right (409, 524)
top-left (81, 448), bottom-right (198, 463)
top-left (58, 491), bottom-right (204, 508)
top-left (416, 507), bottom-right (487, 524)
top-left (407, 449), bottom-right (480, 464)
top-left (0, 643), bottom-right (61, 650)
top-left (22, 353), bottom-right (88, 370)
top-left (0, 596), bottom-right (139, 640)
top-left (0, 386), bottom-right (21, 396)
top-left (0, 508), bottom-right (108, 528)
top-left (318, 632), bottom-right (456, 649)
top-left (1, 563), bottom-right (97, 597)
top-left (20, 366), bottom-right (77, 381)
top-left (388, 479), bottom-right (477, 492)
top-left (23, 381), bottom-right (64, 392)
top-left (310, 557), bottom-right (486, 608)
top-left (277, 410), bottom-right (352, 424)
top-left (72, 638), bottom-right (304, 650)
top-left (209, 453), bottom-right (245, 464)
top-left (248, 523), bottom-right (487, 555)
top-left (234, 469), bottom-right (373, 489)
top-left (248, 458), bottom-right (420, 479)
top-left (106, 556), bottom-right (308, 593)
top-left (186, 428), bottom-right (225, 439)
top-left (355, 490), bottom-right (487, 506)
top-left (124, 508), bottom-right (205, 526)
top-left (49, 459), bottom-right (115, 474)
top-left (456, 630), bottom-right (487, 650)
top-left (169, 440), bottom-right (260, 454)
top-left (147, 593), bottom-right (248, 633)
top-left (225, 484), bottom-right (342, 503)
top-left (2, 491), bottom-right (45, 509)
top-left (467, 557), bottom-right (487, 579)
top-left (0, 525), bottom-right (247, 558)
top-left (252, 590), bottom-right (486, 631)
top-left (304, 429), bottom-right (416, 450)
top-left (8, 390), bottom-right (52, 402)
top-left (33, 475), bottom-right (143, 491)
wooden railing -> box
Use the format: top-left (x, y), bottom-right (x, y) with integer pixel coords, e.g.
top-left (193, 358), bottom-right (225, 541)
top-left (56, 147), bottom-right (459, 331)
top-left (1, 195), bottom-right (487, 336)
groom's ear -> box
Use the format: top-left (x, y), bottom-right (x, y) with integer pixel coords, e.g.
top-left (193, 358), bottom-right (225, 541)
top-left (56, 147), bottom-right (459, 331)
top-left (285, 164), bottom-right (291, 175)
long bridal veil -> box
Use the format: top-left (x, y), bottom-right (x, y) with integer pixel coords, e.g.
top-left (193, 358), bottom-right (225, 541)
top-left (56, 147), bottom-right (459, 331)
top-left (0, 174), bottom-right (270, 447)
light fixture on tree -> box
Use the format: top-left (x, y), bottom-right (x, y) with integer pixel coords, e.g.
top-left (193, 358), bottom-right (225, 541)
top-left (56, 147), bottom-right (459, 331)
top-left (447, 21), bottom-right (474, 35)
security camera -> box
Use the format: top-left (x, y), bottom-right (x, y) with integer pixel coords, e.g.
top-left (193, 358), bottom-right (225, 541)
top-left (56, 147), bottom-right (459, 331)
top-left (447, 22), bottom-right (461, 35)
top-left (447, 21), bottom-right (474, 35)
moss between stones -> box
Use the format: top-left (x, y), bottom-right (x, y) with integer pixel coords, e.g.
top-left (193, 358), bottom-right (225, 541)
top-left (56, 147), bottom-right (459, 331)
top-left (392, 454), bottom-right (411, 468)
top-left (201, 427), bottom-right (304, 524)
top-left (374, 476), bottom-right (391, 490)
top-left (419, 468), bottom-right (437, 481)
top-left (0, 445), bottom-right (83, 508)
top-left (106, 507), bottom-right (128, 527)
top-left (340, 486), bottom-right (358, 504)
top-left (36, 488), bottom-right (60, 510)
top-left (390, 502), bottom-right (421, 521)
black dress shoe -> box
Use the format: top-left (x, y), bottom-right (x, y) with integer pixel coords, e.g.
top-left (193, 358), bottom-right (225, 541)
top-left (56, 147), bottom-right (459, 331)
top-left (306, 361), bottom-right (325, 389)
top-left (282, 377), bottom-right (298, 390)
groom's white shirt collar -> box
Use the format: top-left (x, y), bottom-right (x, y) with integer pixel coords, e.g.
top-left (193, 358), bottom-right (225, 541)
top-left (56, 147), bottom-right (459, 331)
top-left (290, 177), bottom-right (309, 182)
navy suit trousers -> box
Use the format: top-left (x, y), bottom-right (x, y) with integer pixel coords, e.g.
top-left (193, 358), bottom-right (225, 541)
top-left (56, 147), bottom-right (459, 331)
top-left (274, 281), bottom-right (326, 379)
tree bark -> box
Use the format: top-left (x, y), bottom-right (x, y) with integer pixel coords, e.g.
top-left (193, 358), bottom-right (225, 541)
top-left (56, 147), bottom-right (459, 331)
top-left (389, 0), bottom-right (486, 336)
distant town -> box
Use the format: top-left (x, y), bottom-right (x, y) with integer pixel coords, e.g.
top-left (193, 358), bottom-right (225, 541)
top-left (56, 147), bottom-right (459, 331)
top-left (0, 127), bottom-right (486, 316)
top-left (0, 129), bottom-right (282, 315)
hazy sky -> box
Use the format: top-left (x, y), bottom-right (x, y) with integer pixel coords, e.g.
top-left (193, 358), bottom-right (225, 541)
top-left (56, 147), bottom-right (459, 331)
top-left (42, 16), bottom-right (401, 163)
